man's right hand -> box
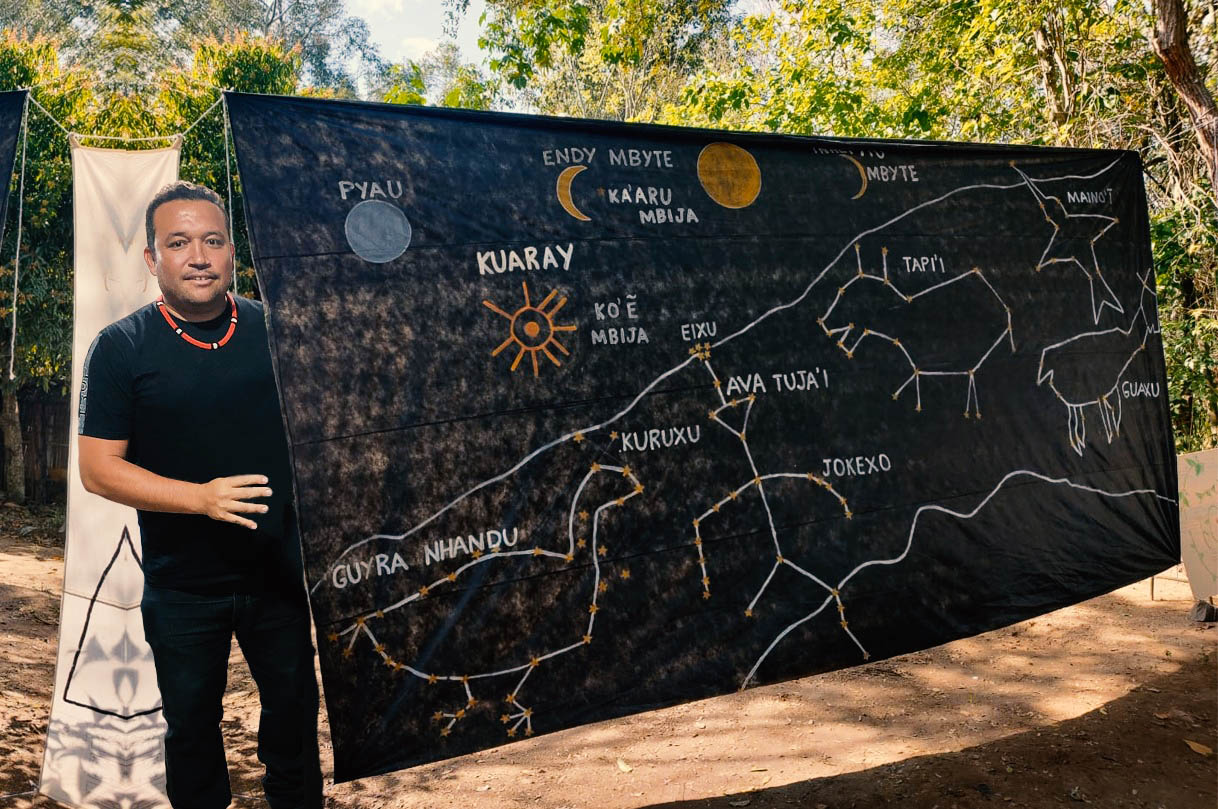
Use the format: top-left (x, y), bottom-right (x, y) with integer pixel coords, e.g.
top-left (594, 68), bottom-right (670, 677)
top-left (197, 475), bottom-right (273, 530)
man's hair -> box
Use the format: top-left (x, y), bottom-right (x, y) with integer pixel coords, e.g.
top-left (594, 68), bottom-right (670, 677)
top-left (145, 181), bottom-right (227, 254)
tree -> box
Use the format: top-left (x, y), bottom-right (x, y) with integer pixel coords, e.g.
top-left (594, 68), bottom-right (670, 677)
top-left (1151, 0), bottom-right (1218, 204)
top-left (0, 35), bottom-right (92, 500)
top-left (3, 0), bottom-right (379, 95)
top-left (376, 43), bottom-right (498, 109)
top-left (202, 0), bottom-right (381, 94)
top-left (449, 0), bottom-right (734, 120)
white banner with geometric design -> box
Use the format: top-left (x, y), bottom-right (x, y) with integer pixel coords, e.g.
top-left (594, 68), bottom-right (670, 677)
top-left (40, 139), bottom-right (179, 808)
top-left (1179, 447), bottom-right (1218, 601)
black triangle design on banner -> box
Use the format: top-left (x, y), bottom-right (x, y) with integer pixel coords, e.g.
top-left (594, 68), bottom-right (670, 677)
top-left (62, 525), bottom-right (162, 719)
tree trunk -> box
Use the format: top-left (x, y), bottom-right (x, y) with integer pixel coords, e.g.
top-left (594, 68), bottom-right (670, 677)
top-left (0, 385), bottom-right (24, 503)
top-left (1034, 25), bottom-right (1068, 126)
top-left (1151, 0), bottom-right (1218, 205)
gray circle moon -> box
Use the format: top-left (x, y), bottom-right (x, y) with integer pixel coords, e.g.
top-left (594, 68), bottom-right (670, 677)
top-left (344, 199), bottom-right (411, 263)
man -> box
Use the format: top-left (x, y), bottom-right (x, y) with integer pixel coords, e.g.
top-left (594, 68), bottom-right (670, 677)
top-left (77, 181), bottom-right (323, 809)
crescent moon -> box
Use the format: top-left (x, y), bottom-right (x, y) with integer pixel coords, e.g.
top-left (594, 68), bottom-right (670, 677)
top-left (556, 165), bottom-right (592, 221)
top-left (840, 154), bottom-right (868, 199)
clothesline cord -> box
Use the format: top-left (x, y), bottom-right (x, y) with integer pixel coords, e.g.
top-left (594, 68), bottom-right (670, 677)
top-left (25, 92), bottom-right (223, 145)
top-left (9, 94), bottom-right (30, 381)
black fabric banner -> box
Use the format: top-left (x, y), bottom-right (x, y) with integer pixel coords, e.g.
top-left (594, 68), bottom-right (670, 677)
top-left (226, 92), bottom-right (1179, 781)
top-left (0, 90), bottom-right (27, 248)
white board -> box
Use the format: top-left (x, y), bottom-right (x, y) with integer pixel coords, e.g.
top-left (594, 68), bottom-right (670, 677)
top-left (1178, 447), bottom-right (1218, 601)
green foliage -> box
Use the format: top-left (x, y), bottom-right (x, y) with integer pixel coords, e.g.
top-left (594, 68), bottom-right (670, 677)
top-left (662, 0), bottom-right (1165, 145)
top-left (163, 35), bottom-right (302, 292)
top-left (1151, 199), bottom-right (1218, 452)
top-left (471, 0), bottom-right (733, 121)
top-left (380, 63), bottom-right (428, 106)
top-left (0, 35), bottom-right (87, 392)
top-left (377, 44), bottom-right (498, 111)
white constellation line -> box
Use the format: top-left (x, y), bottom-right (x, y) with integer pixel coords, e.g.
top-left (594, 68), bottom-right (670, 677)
top-left (739, 468), bottom-right (1176, 687)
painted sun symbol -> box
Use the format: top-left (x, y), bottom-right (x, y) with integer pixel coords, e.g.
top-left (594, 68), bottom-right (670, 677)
top-left (482, 281), bottom-right (577, 376)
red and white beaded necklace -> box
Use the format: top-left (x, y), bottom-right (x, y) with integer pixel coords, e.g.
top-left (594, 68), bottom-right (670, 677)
top-left (154, 292), bottom-right (237, 350)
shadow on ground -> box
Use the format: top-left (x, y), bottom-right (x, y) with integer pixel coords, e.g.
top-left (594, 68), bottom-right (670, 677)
top-left (638, 655), bottom-right (1216, 809)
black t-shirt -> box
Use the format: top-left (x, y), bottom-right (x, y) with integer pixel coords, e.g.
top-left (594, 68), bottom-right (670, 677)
top-left (79, 295), bottom-right (299, 594)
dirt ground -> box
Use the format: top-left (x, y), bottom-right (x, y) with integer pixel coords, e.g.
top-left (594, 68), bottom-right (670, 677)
top-left (1, 505), bottom-right (1215, 809)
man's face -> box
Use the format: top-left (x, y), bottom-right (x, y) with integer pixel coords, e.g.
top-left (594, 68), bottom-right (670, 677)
top-left (143, 199), bottom-right (234, 314)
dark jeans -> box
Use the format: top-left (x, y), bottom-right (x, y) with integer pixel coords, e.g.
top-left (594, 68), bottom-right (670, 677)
top-left (141, 583), bottom-right (324, 809)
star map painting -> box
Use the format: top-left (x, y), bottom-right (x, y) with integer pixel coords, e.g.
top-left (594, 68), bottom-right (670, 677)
top-left (226, 92), bottom-right (1179, 781)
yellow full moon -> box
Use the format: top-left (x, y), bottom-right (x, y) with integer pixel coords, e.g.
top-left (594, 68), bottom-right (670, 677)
top-left (697, 142), bottom-right (762, 209)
